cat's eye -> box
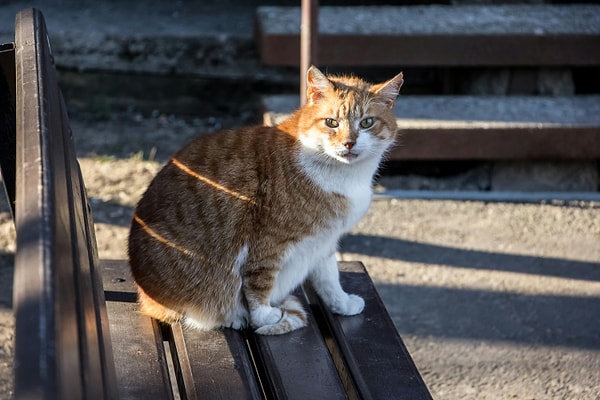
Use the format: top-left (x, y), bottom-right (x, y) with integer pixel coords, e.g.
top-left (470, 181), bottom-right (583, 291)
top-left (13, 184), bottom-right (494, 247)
top-left (325, 118), bottom-right (339, 128)
top-left (360, 117), bottom-right (374, 129)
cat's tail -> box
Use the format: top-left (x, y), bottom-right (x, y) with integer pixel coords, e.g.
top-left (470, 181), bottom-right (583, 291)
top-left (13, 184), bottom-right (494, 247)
top-left (254, 295), bottom-right (308, 335)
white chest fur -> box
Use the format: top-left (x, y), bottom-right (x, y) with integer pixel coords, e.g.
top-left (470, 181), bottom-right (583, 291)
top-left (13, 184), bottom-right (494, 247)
top-left (268, 155), bottom-right (376, 305)
top-left (299, 149), bottom-right (377, 226)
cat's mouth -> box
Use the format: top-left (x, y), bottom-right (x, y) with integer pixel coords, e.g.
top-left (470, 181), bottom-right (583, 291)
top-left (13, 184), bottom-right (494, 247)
top-left (340, 151), bottom-right (359, 162)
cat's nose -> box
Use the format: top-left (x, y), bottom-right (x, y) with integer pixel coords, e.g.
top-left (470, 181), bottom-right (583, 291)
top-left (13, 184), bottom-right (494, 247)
top-left (344, 141), bottom-right (355, 150)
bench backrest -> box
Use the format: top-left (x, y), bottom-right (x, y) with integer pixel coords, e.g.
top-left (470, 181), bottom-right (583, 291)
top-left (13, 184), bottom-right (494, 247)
top-left (5, 8), bottom-right (117, 399)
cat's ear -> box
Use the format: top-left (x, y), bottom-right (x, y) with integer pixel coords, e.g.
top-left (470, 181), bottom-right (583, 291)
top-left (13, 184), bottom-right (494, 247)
top-left (373, 72), bottom-right (404, 109)
top-left (306, 66), bottom-right (333, 105)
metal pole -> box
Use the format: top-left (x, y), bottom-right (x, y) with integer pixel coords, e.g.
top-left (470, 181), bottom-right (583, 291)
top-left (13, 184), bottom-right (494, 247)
top-left (300, 0), bottom-right (318, 106)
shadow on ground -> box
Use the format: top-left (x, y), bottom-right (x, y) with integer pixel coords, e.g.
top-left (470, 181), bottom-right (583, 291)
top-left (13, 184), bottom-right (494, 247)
top-left (341, 233), bottom-right (600, 282)
top-left (377, 282), bottom-right (600, 350)
top-left (341, 233), bottom-right (600, 350)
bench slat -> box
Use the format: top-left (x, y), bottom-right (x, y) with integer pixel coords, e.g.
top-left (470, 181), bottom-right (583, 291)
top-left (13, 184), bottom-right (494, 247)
top-left (308, 262), bottom-right (433, 400)
top-left (106, 303), bottom-right (174, 399)
top-left (60, 91), bottom-right (117, 399)
top-left (256, 5), bottom-right (600, 67)
top-left (248, 289), bottom-right (349, 400)
top-left (169, 323), bottom-right (263, 400)
top-left (263, 95), bottom-right (600, 160)
top-left (102, 260), bottom-right (175, 400)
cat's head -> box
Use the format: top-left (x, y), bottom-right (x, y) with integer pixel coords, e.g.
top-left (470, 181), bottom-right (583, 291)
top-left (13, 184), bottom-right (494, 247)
top-left (297, 66), bottom-right (403, 165)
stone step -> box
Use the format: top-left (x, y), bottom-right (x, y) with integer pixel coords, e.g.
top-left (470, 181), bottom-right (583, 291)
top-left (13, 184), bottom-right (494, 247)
top-left (255, 5), bottom-right (600, 67)
top-left (262, 95), bottom-right (600, 160)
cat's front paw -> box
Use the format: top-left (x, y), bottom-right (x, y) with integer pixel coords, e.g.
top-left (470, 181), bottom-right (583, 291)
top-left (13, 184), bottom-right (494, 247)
top-left (330, 294), bottom-right (365, 316)
top-left (250, 305), bottom-right (283, 328)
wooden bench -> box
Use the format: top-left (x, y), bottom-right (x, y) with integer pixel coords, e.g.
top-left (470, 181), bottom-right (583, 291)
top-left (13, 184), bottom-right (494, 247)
top-left (0, 9), bottom-right (431, 399)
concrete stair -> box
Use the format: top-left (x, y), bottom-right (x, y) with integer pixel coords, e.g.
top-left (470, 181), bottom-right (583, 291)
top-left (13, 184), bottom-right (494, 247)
top-left (263, 94), bottom-right (600, 160)
top-left (255, 4), bottom-right (600, 67)
top-left (257, 4), bottom-right (600, 171)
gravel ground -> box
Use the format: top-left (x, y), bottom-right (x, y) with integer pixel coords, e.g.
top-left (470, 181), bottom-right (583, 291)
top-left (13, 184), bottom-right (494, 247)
top-left (1, 112), bottom-right (599, 399)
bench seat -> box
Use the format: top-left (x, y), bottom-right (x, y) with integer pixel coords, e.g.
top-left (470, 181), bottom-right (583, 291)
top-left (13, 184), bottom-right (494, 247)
top-left (255, 5), bottom-right (600, 67)
top-left (262, 94), bottom-right (600, 160)
top-left (103, 259), bottom-right (431, 399)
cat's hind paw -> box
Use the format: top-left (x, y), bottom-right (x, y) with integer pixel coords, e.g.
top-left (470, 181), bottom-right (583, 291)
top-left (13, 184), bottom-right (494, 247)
top-left (250, 305), bottom-right (283, 328)
top-left (330, 294), bottom-right (365, 316)
top-left (253, 296), bottom-right (308, 335)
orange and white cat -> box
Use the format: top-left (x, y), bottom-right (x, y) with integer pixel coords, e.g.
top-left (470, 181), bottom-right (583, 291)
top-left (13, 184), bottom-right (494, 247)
top-left (128, 66), bottom-right (403, 335)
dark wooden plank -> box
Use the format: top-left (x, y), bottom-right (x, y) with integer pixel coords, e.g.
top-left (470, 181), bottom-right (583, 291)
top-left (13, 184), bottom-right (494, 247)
top-left (256, 5), bottom-right (600, 67)
top-left (59, 90), bottom-right (118, 399)
top-left (13, 9), bottom-right (58, 394)
top-left (389, 126), bottom-right (600, 161)
top-left (306, 262), bottom-right (432, 400)
top-left (263, 95), bottom-right (600, 160)
top-left (13, 8), bottom-right (117, 399)
top-left (102, 260), bottom-right (175, 399)
top-left (248, 290), bottom-right (348, 400)
top-left (168, 323), bottom-right (263, 400)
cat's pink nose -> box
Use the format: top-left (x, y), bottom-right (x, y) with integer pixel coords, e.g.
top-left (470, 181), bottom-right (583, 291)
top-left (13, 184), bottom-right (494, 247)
top-left (344, 142), bottom-right (355, 150)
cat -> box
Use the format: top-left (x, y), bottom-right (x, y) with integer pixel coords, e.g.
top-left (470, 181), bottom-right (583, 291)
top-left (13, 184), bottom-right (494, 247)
top-left (128, 66), bottom-right (403, 335)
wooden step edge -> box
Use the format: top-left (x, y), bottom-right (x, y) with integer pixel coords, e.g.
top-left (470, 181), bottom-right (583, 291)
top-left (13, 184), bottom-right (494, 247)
top-left (255, 5), bottom-right (600, 67)
top-left (262, 95), bottom-right (600, 160)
